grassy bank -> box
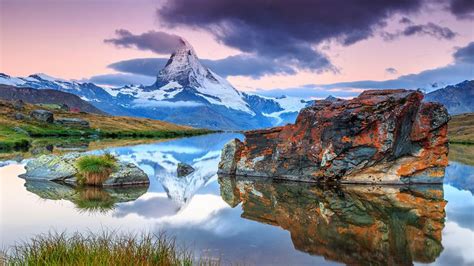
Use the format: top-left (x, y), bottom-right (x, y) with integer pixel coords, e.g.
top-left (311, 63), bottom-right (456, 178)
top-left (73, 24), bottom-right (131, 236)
top-left (0, 100), bottom-right (213, 152)
top-left (1, 231), bottom-right (219, 265)
top-left (449, 113), bottom-right (474, 144)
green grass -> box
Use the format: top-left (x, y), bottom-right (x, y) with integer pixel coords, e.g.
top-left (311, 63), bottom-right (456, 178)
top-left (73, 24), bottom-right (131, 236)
top-left (0, 126), bottom-right (30, 152)
top-left (76, 154), bottom-right (118, 186)
top-left (2, 231), bottom-right (219, 266)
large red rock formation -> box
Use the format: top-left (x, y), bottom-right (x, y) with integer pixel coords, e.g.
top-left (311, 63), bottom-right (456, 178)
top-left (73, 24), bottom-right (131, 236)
top-left (218, 176), bottom-right (446, 265)
top-left (218, 90), bottom-right (449, 183)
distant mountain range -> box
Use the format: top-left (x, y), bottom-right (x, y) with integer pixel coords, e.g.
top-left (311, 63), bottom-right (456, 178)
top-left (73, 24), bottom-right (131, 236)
top-left (0, 84), bottom-right (104, 114)
top-left (425, 80), bottom-right (474, 115)
top-left (0, 40), bottom-right (308, 130)
top-left (0, 40), bottom-right (472, 129)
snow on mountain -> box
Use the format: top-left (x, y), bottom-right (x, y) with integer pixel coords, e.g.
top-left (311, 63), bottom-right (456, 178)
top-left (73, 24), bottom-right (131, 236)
top-left (0, 40), bottom-right (310, 129)
top-left (152, 39), bottom-right (254, 115)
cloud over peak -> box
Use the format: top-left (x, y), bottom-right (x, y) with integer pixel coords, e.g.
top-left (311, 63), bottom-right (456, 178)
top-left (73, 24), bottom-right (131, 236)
top-left (157, 0), bottom-right (425, 72)
top-left (104, 30), bottom-right (184, 54)
top-left (453, 42), bottom-right (474, 64)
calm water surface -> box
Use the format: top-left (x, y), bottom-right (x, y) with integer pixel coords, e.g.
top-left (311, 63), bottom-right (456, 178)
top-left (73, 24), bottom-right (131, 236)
top-left (1, 133), bottom-right (473, 265)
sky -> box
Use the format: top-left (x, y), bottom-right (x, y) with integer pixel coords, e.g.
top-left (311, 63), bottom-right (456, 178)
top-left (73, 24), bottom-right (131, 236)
top-left (1, 0), bottom-right (473, 98)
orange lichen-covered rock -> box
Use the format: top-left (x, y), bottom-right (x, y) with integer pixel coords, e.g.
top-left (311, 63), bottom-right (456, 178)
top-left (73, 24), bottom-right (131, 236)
top-left (218, 90), bottom-right (449, 184)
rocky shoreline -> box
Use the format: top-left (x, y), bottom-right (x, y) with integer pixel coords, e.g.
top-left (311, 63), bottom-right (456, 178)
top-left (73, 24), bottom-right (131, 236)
top-left (218, 90), bottom-right (449, 184)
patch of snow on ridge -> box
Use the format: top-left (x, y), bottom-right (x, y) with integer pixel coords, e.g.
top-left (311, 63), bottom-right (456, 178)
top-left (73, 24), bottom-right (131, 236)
top-left (0, 74), bottom-right (26, 86)
top-left (101, 86), bottom-right (122, 97)
top-left (31, 73), bottom-right (66, 82)
top-left (272, 96), bottom-right (308, 113)
top-left (260, 96), bottom-right (308, 125)
top-left (137, 82), bottom-right (183, 101)
top-left (132, 99), bottom-right (203, 108)
top-left (195, 70), bottom-right (254, 115)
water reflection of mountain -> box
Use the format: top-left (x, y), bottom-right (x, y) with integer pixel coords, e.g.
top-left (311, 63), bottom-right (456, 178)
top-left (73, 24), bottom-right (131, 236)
top-left (105, 133), bottom-right (242, 207)
top-left (219, 176), bottom-right (446, 265)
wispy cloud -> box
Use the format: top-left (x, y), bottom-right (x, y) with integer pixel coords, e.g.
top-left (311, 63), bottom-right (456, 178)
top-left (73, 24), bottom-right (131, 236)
top-left (104, 29), bottom-right (184, 54)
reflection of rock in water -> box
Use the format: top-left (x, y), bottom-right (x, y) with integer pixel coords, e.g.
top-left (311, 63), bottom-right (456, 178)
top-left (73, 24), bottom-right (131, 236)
top-left (218, 175), bottom-right (446, 265)
top-left (24, 180), bottom-right (147, 213)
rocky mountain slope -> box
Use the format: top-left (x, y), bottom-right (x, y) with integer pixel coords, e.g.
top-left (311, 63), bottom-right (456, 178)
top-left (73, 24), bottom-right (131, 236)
top-left (425, 80), bottom-right (474, 115)
top-left (0, 84), bottom-right (104, 114)
top-left (0, 41), bottom-right (308, 130)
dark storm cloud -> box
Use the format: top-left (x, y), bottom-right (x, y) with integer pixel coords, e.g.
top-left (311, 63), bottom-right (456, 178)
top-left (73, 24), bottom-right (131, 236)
top-left (157, 0), bottom-right (424, 71)
top-left (448, 0), bottom-right (474, 19)
top-left (108, 55), bottom-right (297, 78)
top-left (104, 29), bottom-right (184, 54)
top-left (382, 22), bottom-right (457, 41)
top-left (402, 22), bottom-right (457, 39)
top-left (453, 42), bottom-right (474, 64)
top-left (399, 17), bottom-right (413, 24)
top-left (108, 58), bottom-right (169, 77)
top-left (385, 67), bottom-right (398, 74)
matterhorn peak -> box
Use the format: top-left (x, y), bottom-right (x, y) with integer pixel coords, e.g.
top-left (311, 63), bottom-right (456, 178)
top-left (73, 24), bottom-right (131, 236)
top-left (152, 38), bottom-right (254, 115)
top-left (157, 38), bottom-right (208, 83)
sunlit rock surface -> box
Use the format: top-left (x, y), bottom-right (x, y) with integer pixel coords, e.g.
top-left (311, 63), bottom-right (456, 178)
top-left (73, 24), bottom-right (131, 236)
top-left (218, 175), bottom-right (446, 265)
top-left (219, 90), bottom-right (449, 184)
top-left (20, 153), bottom-right (149, 187)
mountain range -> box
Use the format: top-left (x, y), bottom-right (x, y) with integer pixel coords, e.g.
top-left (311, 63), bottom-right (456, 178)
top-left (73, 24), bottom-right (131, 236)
top-left (424, 80), bottom-right (474, 115)
top-left (0, 39), bottom-right (472, 129)
top-left (0, 40), bottom-right (308, 129)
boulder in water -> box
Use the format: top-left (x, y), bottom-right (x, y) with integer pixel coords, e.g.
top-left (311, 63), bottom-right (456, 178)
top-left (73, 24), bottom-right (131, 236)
top-left (177, 162), bottom-right (195, 177)
top-left (218, 90), bottom-right (449, 184)
top-left (20, 153), bottom-right (149, 187)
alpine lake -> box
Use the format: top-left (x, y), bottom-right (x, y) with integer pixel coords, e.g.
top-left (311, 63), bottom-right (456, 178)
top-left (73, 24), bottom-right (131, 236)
top-left (1, 133), bottom-right (473, 265)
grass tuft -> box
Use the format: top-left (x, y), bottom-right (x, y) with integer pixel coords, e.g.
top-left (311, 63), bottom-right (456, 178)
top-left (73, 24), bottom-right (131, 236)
top-left (76, 154), bottom-right (118, 186)
top-left (2, 231), bottom-right (218, 266)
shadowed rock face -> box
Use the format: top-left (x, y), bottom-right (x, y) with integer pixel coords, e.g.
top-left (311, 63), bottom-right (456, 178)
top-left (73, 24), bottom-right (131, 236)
top-left (218, 175), bottom-right (446, 265)
top-left (218, 90), bottom-right (449, 184)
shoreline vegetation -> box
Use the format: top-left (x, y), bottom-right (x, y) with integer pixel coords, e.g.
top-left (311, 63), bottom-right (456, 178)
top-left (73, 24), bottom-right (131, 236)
top-left (1, 231), bottom-right (220, 266)
top-left (448, 113), bottom-right (474, 145)
top-left (0, 100), bottom-right (213, 152)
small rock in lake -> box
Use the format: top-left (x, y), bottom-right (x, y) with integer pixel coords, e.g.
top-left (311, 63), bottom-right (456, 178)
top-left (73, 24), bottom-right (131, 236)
top-left (177, 162), bottom-right (195, 177)
top-left (20, 153), bottom-right (149, 187)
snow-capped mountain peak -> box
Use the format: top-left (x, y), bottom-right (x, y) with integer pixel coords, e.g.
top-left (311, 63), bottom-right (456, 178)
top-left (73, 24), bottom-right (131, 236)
top-left (152, 38), bottom-right (254, 115)
top-left (157, 38), bottom-right (208, 82)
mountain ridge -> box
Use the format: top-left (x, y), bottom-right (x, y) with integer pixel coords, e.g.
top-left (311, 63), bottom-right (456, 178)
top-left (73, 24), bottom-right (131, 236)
top-left (0, 41), bottom-right (307, 130)
top-left (425, 80), bottom-right (474, 115)
top-left (0, 84), bottom-right (105, 114)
